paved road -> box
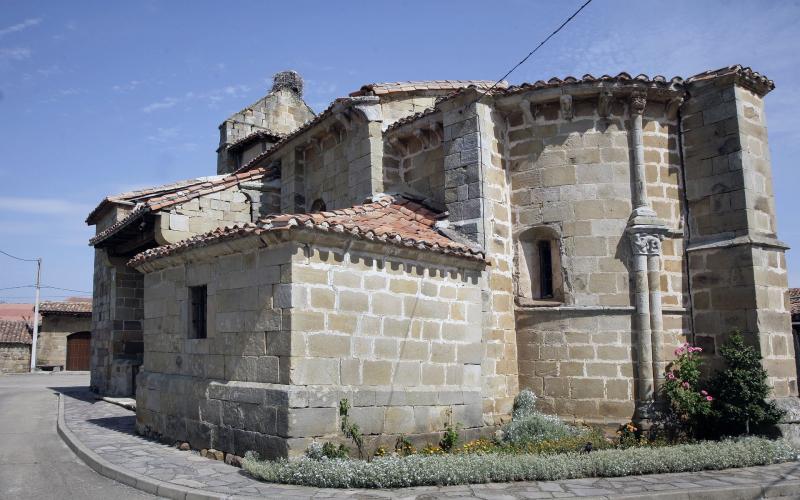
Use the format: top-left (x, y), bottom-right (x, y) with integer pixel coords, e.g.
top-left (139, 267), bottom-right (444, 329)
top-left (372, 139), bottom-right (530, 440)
top-left (0, 372), bottom-right (158, 500)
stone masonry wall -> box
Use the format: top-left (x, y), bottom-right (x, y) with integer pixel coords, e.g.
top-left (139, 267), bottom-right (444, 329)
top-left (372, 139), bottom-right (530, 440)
top-left (281, 119), bottom-right (384, 213)
top-left (500, 92), bottom-right (689, 424)
top-left (0, 344), bottom-right (30, 373)
top-left (384, 127), bottom-right (445, 204)
top-left (155, 189), bottom-right (253, 245)
top-left (438, 94), bottom-right (519, 425)
top-left (284, 236), bottom-right (485, 453)
top-left (135, 235), bottom-right (487, 459)
top-left (682, 77), bottom-right (797, 397)
top-left (136, 241), bottom-right (294, 458)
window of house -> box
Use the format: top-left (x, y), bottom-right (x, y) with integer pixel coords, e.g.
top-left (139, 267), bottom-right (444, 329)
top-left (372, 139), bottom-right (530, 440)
top-left (516, 227), bottom-right (563, 304)
top-left (189, 285), bottom-right (207, 339)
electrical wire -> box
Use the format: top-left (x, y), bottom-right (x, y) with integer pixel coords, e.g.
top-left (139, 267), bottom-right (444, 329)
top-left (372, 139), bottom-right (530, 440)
top-left (469, 0), bottom-right (594, 105)
top-left (41, 285), bottom-right (91, 294)
top-left (0, 249), bottom-right (39, 262)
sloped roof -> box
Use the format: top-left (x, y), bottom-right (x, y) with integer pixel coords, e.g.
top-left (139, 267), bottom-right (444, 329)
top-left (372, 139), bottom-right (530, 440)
top-left (0, 320), bottom-right (31, 345)
top-left (39, 301), bottom-right (92, 316)
top-left (789, 288), bottom-right (800, 316)
top-left (130, 196), bottom-right (485, 267)
top-left (86, 176), bottom-right (225, 225)
top-left (350, 80), bottom-right (507, 97)
top-left (494, 72), bottom-right (685, 97)
top-left (226, 129), bottom-right (285, 152)
top-left (686, 64), bottom-right (774, 96)
top-left (89, 167), bottom-right (276, 246)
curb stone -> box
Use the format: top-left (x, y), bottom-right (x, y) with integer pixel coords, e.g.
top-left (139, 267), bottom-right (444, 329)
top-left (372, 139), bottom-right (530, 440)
top-left (56, 394), bottom-right (256, 500)
top-left (57, 393), bottom-right (800, 500)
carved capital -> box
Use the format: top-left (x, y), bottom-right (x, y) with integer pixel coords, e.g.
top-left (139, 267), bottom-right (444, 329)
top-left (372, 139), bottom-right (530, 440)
top-left (630, 232), bottom-right (663, 255)
top-left (630, 92), bottom-right (647, 116)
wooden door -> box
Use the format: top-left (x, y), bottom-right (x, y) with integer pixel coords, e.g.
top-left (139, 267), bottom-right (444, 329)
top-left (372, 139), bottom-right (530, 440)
top-left (66, 332), bottom-right (91, 371)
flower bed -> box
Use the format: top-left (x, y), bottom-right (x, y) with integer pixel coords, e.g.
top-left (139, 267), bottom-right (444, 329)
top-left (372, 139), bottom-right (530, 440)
top-left (242, 437), bottom-right (797, 489)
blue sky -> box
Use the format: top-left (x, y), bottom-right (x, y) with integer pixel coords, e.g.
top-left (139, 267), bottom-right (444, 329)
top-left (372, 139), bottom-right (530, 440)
top-left (1, 0), bottom-right (799, 302)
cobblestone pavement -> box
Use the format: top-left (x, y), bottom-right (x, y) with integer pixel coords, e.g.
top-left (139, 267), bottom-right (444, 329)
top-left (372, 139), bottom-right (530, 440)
top-left (60, 387), bottom-right (800, 499)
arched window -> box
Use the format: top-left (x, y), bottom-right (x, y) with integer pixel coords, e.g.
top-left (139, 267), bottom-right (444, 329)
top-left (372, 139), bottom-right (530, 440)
top-left (516, 226), bottom-right (564, 303)
top-left (310, 199), bottom-right (326, 212)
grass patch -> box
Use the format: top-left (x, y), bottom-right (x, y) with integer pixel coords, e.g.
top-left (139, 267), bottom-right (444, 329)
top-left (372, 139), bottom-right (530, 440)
top-left (242, 437), bottom-right (797, 489)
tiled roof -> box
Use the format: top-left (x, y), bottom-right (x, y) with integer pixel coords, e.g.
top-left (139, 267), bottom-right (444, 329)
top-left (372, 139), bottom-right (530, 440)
top-left (686, 65), bottom-right (774, 96)
top-left (350, 80), bottom-right (508, 97)
top-left (0, 320), bottom-right (32, 345)
top-left (226, 129), bottom-right (285, 152)
top-left (129, 196), bottom-right (485, 267)
top-left (39, 301), bottom-right (92, 316)
top-left (86, 176), bottom-right (224, 225)
top-left (385, 107), bottom-right (439, 132)
top-left (495, 72), bottom-right (685, 97)
top-left (789, 288), bottom-right (800, 316)
top-left (89, 167), bottom-right (275, 246)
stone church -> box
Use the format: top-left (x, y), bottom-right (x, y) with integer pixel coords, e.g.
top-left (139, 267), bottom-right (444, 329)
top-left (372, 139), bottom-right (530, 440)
top-left (87, 66), bottom-right (798, 458)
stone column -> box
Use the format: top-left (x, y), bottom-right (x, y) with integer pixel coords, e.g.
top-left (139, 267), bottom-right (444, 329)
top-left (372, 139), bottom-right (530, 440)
top-left (629, 93), bottom-right (650, 213)
top-left (630, 234), bottom-right (654, 410)
top-left (627, 92), bottom-right (668, 425)
top-left (647, 240), bottom-right (665, 392)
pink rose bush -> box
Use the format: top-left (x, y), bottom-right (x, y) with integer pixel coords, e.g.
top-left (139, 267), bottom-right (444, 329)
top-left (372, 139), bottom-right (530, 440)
top-left (663, 342), bottom-right (714, 437)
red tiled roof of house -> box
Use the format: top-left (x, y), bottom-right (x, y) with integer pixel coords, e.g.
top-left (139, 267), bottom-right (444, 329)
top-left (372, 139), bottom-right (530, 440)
top-left (0, 304), bottom-right (33, 321)
top-left (86, 176), bottom-right (226, 225)
top-left (39, 300), bottom-right (92, 316)
top-left (129, 195), bottom-right (485, 267)
top-left (350, 80), bottom-right (507, 97)
top-left (494, 72), bottom-right (685, 97)
top-left (0, 319), bottom-right (32, 345)
top-left (789, 288), bottom-right (800, 316)
top-left (89, 167), bottom-right (276, 246)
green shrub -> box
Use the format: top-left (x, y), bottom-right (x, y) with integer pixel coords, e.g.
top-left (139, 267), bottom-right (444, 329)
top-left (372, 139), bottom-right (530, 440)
top-left (502, 389), bottom-right (582, 445)
top-left (339, 399), bottom-right (365, 459)
top-left (305, 441), bottom-right (349, 460)
top-left (436, 408), bottom-right (461, 452)
top-left (709, 332), bottom-right (785, 436)
top-left (243, 437), bottom-right (797, 489)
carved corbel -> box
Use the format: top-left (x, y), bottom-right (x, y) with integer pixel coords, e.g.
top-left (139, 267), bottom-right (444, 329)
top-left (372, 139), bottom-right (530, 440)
top-left (519, 98), bottom-right (536, 125)
top-left (429, 122), bottom-right (443, 144)
top-left (666, 96), bottom-right (684, 120)
top-left (630, 91), bottom-right (647, 116)
top-left (560, 94), bottom-right (573, 121)
top-left (311, 136), bottom-right (323, 155)
top-left (598, 90), bottom-right (613, 118)
top-left (335, 111), bottom-right (353, 131)
top-left (327, 122), bottom-right (343, 144)
top-left (413, 129), bottom-right (431, 149)
top-left (387, 135), bottom-right (408, 156)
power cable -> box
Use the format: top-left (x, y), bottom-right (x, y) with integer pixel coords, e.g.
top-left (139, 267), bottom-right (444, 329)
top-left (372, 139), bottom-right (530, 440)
top-left (469, 0), bottom-right (594, 106)
top-left (0, 249), bottom-right (39, 262)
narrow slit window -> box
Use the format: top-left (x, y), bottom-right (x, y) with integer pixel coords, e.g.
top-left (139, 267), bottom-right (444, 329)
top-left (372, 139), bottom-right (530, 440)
top-left (189, 285), bottom-right (207, 339)
top-left (538, 240), bottom-right (554, 299)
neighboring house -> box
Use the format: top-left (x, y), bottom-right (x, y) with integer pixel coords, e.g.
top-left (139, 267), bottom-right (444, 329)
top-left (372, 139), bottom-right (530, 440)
top-left (37, 300), bottom-right (92, 371)
top-left (0, 303), bottom-right (33, 321)
top-left (87, 67), bottom-right (798, 459)
top-left (0, 320), bottom-right (32, 373)
top-left (790, 289), bottom-right (800, 379)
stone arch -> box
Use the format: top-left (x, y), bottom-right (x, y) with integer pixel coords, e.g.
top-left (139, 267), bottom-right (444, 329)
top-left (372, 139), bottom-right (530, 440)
top-left (515, 225), bottom-right (564, 304)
